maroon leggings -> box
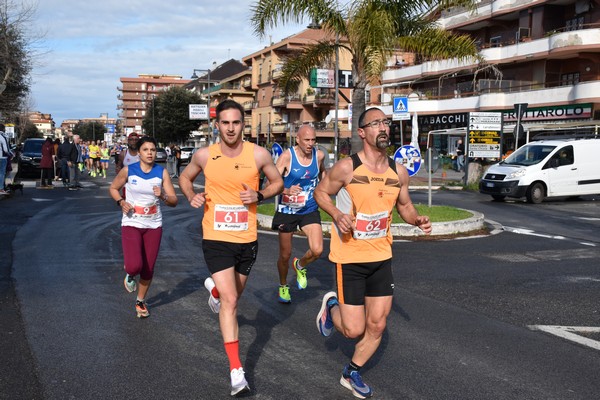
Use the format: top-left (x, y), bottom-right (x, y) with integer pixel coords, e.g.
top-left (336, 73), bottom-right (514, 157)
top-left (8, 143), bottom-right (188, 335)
top-left (122, 226), bottom-right (162, 281)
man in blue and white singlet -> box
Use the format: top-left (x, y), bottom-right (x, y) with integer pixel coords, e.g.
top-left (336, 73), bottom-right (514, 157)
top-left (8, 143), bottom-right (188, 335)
top-left (270, 125), bottom-right (326, 303)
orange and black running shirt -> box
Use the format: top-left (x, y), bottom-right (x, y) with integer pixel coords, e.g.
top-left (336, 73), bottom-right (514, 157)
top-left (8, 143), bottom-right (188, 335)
top-left (202, 141), bottom-right (260, 243)
top-left (329, 153), bottom-right (400, 264)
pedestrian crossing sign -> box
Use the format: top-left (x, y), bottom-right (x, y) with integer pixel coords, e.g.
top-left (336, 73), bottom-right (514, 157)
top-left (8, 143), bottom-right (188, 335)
top-left (393, 97), bottom-right (408, 114)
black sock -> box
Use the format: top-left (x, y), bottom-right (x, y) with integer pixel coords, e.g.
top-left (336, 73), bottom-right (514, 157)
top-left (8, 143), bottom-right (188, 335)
top-left (348, 361), bottom-right (361, 372)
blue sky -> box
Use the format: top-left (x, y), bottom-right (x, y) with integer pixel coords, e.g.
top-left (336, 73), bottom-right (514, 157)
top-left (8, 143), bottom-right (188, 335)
top-left (30, 1), bottom-right (305, 125)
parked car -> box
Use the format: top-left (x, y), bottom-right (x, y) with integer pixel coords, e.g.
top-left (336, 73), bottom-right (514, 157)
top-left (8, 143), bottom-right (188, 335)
top-left (18, 138), bottom-right (44, 178)
top-left (155, 148), bottom-right (167, 163)
top-left (180, 147), bottom-right (195, 163)
top-left (479, 137), bottom-right (600, 203)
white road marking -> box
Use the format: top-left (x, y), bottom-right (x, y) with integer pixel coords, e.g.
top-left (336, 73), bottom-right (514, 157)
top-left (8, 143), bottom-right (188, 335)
top-left (527, 325), bottom-right (600, 351)
top-left (503, 226), bottom-right (596, 247)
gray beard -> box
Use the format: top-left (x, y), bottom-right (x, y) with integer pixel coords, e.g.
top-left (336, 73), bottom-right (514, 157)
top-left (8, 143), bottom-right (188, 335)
top-left (376, 135), bottom-right (389, 149)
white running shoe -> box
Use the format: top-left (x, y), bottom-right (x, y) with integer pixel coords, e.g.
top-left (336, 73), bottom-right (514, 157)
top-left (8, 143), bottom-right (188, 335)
top-left (204, 277), bottom-right (221, 314)
top-left (230, 367), bottom-right (250, 397)
top-left (124, 274), bottom-right (137, 293)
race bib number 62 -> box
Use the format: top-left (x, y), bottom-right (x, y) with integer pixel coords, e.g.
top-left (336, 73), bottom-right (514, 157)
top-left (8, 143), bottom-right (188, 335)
top-left (353, 211), bottom-right (388, 240)
top-left (214, 204), bottom-right (249, 231)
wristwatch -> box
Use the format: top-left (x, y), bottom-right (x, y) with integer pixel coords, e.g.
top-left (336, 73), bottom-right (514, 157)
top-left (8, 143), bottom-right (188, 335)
top-left (116, 198), bottom-right (124, 206)
top-left (256, 191), bottom-right (264, 203)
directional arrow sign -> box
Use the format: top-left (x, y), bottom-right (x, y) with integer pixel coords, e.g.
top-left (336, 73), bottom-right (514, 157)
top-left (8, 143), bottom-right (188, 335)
top-left (469, 111), bottom-right (502, 131)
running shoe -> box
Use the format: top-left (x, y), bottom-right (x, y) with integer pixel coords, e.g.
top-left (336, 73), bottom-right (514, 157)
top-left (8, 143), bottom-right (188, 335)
top-left (316, 291), bottom-right (338, 337)
top-left (135, 300), bottom-right (150, 318)
top-left (204, 277), bottom-right (220, 314)
top-left (278, 285), bottom-right (291, 303)
top-left (340, 365), bottom-right (373, 399)
top-left (230, 367), bottom-right (250, 397)
top-left (292, 257), bottom-right (307, 290)
top-left (124, 274), bottom-right (137, 293)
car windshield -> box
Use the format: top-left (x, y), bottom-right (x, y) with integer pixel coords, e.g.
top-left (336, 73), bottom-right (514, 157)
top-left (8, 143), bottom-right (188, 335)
top-left (23, 140), bottom-right (43, 153)
top-left (503, 144), bottom-right (556, 166)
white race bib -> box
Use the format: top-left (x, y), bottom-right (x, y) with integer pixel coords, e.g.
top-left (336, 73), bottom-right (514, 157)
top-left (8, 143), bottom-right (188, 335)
top-left (214, 204), bottom-right (249, 231)
top-left (281, 191), bottom-right (307, 208)
top-left (353, 211), bottom-right (388, 240)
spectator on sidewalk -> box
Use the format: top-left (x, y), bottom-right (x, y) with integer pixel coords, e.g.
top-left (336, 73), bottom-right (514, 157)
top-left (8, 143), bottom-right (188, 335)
top-left (0, 124), bottom-right (13, 194)
top-left (40, 137), bottom-right (55, 188)
top-left (69, 135), bottom-right (84, 190)
top-left (57, 137), bottom-right (73, 187)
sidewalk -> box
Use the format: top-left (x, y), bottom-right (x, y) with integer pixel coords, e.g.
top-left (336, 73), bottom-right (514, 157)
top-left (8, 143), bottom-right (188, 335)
top-left (409, 164), bottom-right (465, 189)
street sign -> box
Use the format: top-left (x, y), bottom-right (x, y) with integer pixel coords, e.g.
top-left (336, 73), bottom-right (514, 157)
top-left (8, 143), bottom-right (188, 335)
top-left (309, 69), bottom-right (354, 88)
top-left (393, 145), bottom-right (422, 177)
top-left (468, 112), bottom-right (503, 158)
top-left (469, 112), bottom-right (502, 131)
top-left (271, 142), bottom-right (283, 162)
top-left (468, 130), bottom-right (501, 144)
top-left (189, 104), bottom-right (208, 120)
top-left (393, 97), bottom-right (408, 114)
top-left (392, 113), bottom-right (411, 121)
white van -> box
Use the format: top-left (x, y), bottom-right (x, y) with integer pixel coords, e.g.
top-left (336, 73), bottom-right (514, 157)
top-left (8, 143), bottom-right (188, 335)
top-left (479, 138), bottom-right (600, 203)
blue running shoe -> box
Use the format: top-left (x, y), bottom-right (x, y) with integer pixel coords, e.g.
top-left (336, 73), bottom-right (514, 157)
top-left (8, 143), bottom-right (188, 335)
top-left (316, 291), bottom-right (338, 337)
top-left (340, 365), bottom-right (373, 399)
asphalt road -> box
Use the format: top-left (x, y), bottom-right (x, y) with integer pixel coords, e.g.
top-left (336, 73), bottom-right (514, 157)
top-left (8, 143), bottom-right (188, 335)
top-left (1, 168), bottom-right (599, 400)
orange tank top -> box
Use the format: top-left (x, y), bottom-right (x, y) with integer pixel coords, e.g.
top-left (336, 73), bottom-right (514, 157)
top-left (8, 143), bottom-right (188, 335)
top-left (203, 141), bottom-right (259, 243)
top-left (329, 153), bottom-right (400, 263)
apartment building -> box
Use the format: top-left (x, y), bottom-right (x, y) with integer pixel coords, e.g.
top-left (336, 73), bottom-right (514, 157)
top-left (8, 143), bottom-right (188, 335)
top-left (59, 115), bottom-right (118, 139)
top-left (27, 112), bottom-right (55, 138)
top-left (117, 74), bottom-right (191, 134)
top-left (184, 59), bottom-right (251, 145)
top-left (378, 0), bottom-right (600, 155)
top-left (242, 28), bottom-right (353, 149)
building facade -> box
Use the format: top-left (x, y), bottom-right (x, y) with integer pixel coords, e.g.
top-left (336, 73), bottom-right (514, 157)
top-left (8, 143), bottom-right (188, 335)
top-left (28, 112), bottom-right (55, 138)
top-left (242, 28), bottom-right (353, 151)
top-left (378, 0), bottom-right (600, 155)
top-left (117, 74), bottom-right (191, 134)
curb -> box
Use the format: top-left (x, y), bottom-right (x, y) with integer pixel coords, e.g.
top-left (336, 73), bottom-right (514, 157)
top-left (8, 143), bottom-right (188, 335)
top-left (257, 209), bottom-right (485, 237)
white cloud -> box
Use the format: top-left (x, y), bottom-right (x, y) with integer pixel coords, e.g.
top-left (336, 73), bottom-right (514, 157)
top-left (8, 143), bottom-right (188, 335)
top-left (30, 0), bottom-right (306, 125)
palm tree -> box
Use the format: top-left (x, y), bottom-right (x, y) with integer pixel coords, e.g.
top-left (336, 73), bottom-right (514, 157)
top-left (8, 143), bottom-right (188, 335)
top-left (251, 0), bottom-right (482, 153)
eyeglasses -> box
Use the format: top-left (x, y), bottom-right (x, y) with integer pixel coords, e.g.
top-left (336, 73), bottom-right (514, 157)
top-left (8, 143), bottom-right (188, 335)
top-left (360, 119), bottom-right (391, 129)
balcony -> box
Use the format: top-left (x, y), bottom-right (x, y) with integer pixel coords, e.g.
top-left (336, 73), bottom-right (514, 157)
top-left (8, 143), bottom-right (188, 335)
top-left (272, 97), bottom-right (285, 107)
top-left (271, 123), bottom-right (288, 134)
top-left (272, 94), bottom-right (302, 108)
top-left (272, 65), bottom-right (284, 80)
top-left (394, 79), bottom-right (600, 117)
top-left (302, 91), bottom-right (335, 106)
top-left (382, 27), bottom-right (600, 83)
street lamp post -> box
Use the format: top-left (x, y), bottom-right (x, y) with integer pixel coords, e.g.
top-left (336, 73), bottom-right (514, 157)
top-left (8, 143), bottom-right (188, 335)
top-left (152, 96), bottom-right (155, 138)
top-left (191, 69), bottom-right (212, 143)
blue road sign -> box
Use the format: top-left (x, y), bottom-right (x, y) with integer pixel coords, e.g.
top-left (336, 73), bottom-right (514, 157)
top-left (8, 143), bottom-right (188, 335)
top-left (271, 142), bottom-right (283, 162)
top-left (393, 97), bottom-right (408, 114)
top-left (393, 145), bottom-right (422, 176)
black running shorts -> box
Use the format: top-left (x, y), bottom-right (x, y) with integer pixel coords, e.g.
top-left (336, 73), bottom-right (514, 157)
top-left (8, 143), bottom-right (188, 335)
top-left (271, 210), bottom-right (321, 233)
top-left (202, 239), bottom-right (258, 276)
top-left (335, 259), bottom-right (394, 305)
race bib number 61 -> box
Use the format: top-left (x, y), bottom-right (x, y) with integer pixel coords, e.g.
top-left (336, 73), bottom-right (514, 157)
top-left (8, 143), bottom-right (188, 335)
top-left (214, 204), bottom-right (249, 231)
top-left (353, 211), bottom-right (388, 240)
